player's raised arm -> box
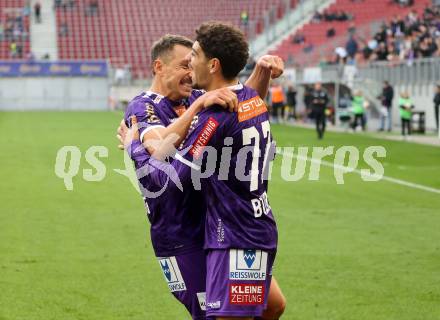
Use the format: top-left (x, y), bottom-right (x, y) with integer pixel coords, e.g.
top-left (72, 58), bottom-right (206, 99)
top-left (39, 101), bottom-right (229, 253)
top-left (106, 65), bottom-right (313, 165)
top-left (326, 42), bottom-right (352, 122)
top-left (245, 55), bottom-right (284, 99)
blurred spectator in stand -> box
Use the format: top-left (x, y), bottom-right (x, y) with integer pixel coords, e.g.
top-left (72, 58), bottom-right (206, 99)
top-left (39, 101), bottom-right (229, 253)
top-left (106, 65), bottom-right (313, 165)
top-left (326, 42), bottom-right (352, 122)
top-left (10, 41), bottom-right (17, 58)
top-left (23, 2), bottom-right (31, 16)
top-left (346, 36), bottom-right (358, 59)
top-left (59, 22), bottom-right (68, 36)
top-left (5, 16), bottom-right (13, 40)
top-left (397, 0), bottom-right (414, 7)
top-left (376, 42), bottom-right (389, 61)
top-left (327, 27), bottom-right (336, 38)
top-left (292, 33), bottom-right (305, 44)
top-left (16, 42), bottom-right (23, 58)
top-left (378, 81), bottom-right (394, 131)
top-left (86, 0), bottom-right (98, 16)
top-left (34, 2), bottom-right (41, 23)
top-left (0, 22), bottom-right (3, 41)
top-left (303, 44), bottom-right (314, 53)
top-left (375, 25), bottom-right (388, 43)
top-left (348, 22), bottom-right (356, 36)
top-left (335, 46), bottom-right (348, 64)
top-left (312, 11), bottom-right (322, 23)
top-left (399, 91), bottom-right (414, 138)
top-left (240, 10), bottom-right (249, 27)
top-left (434, 84), bottom-right (440, 131)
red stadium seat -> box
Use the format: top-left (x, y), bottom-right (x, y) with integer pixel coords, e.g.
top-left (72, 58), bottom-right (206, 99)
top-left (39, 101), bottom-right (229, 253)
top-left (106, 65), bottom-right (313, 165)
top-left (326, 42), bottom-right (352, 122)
top-left (54, 0), bottom-right (289, 77)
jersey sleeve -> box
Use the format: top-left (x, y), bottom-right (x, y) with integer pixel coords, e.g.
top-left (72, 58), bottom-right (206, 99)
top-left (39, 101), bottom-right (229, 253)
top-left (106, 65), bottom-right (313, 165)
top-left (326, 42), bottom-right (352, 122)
top-left (177, 107), bottom-right (229, 167)
top-left (128, 140), bottom-right (193, 191)
top-left (124, 98), bottom-right (166, 143)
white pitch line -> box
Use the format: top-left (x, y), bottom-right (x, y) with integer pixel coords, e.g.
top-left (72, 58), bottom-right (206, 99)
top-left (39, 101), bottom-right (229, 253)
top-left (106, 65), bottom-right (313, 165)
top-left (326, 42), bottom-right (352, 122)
top-left (283, 151), bottom-right (440, 195)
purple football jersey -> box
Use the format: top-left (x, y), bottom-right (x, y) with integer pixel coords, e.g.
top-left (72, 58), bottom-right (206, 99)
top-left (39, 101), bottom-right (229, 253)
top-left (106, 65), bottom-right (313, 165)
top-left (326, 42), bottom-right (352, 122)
top-left (181, 84), bottom-right (278, 251)
top-left (133, 85), bottom-right (278, 251)
top-left (124, 90), bottom-right (206, 257)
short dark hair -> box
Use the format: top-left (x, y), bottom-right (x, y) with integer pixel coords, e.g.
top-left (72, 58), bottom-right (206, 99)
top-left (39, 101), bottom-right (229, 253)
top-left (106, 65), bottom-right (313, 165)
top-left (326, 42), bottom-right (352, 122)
top-left (150, 35), bottom-right (193, 74)
top-left (195, 22), bottom-right (249, 80)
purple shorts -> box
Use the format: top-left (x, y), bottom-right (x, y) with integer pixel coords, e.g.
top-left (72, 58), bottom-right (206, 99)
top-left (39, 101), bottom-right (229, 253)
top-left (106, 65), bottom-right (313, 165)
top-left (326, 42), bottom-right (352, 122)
top-left (157, 249), bottom-right (213, 320)
top-left (205, 249), bottom-right (276, 318)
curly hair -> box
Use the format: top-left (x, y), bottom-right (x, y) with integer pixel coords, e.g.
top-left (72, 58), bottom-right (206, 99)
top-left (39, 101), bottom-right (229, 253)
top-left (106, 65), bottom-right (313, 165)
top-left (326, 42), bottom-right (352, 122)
top-left (150, 34), bottom-right (193, 75)
top-left (195, 22), bottom-right (249, 80)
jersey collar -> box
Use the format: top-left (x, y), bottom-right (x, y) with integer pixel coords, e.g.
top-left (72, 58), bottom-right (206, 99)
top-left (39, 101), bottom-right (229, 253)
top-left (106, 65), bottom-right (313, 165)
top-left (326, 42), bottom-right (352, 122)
top-left (227, 82), bottom-right (243, 91)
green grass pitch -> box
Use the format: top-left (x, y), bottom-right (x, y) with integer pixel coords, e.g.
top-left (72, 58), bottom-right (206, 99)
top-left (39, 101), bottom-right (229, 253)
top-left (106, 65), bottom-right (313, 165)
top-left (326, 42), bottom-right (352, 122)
top-left (0, 111), bottom-right (439, 319)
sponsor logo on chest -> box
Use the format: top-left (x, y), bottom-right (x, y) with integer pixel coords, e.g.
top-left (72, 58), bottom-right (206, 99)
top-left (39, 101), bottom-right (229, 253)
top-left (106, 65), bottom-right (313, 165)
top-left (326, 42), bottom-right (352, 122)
top-left (237, 96), bottom-right (267, 122)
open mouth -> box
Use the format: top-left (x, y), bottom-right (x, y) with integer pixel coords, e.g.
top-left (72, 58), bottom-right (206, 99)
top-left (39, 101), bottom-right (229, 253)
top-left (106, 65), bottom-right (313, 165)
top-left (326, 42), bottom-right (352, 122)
top-left (179, 76), bottom-right (193, 90)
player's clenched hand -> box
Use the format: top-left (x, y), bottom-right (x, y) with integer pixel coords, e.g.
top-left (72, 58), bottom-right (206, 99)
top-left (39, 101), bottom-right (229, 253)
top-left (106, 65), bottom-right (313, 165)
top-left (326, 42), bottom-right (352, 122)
top-left (201, 88), bottom-right (238, 112)
top-left (257, 55), bottom-right (284, 79)
top-left (116, 116), bottom-right (139, 150)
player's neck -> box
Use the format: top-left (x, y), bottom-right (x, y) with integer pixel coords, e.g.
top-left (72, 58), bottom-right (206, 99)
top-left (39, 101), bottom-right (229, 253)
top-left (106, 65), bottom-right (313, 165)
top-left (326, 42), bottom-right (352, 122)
top-left (206, 76), bottom-right (239, 92)
top-left (148, 79), bottom-right (170, 99)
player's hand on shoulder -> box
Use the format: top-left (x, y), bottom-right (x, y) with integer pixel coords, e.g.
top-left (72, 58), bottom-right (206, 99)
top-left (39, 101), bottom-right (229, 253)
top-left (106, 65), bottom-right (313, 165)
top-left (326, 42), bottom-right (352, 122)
top-left (116, 116), bottom-right (139, 150)
top-left (201, 88), bottom-right (238, 112)
top-left (257, 55), bottom-right (284, 79)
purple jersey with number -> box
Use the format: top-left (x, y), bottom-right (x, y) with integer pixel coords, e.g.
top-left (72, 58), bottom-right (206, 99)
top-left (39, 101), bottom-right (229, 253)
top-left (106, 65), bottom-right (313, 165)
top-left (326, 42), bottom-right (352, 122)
top-left (180, 84), bottom-right (278, 251)
top-left (124, 90), bottom-right (205, 257)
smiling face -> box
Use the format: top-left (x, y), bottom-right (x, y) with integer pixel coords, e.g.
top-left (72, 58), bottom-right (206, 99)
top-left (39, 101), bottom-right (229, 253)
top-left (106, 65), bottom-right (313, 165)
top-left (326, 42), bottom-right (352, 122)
top-left (188, 41), bottom-right (212, 90)
top-left (159, 44), bottom-right (193, 100)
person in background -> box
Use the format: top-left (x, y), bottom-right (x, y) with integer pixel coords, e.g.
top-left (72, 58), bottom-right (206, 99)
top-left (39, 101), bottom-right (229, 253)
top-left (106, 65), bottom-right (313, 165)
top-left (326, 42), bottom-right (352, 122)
top-left (34, 2), bottom-right (41, 23)
top-left (433, 84), bottom-right (440, 131)
top-left (378, 80), bottom-right (394, 132)
top-left (10, 41), bottom-right (17, 58)
top-left (240, 10), bottom-right (249, 26)
top-left (304, 85), bottom-right (313, 122)
top-left (311, 82), bottom-right (329, 139)
top-left (270, 81), bottom-right (285, 123)
top-left (351, 90), bottom-right (367, 131)
top-left (338, 92), bottom-right (352, 131)
top-left (286, 85), bottom-right (297, 122)
top-left (399, 91), bottom-right (414, 138)
top-left (346, 35), bottom-right (358, 59)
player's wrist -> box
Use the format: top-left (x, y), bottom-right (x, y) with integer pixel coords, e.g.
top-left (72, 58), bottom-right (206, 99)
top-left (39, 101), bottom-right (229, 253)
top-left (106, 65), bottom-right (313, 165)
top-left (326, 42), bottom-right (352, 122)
top-left (185, 99), bottom-right (203, 115)
top-left (127, 140), bottom-right (145, 160)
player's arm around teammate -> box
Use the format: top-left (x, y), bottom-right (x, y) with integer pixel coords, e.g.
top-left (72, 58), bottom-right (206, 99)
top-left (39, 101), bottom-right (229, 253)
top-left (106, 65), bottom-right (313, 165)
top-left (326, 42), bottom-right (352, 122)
top-left (118, 87), bottom-right (238, 160)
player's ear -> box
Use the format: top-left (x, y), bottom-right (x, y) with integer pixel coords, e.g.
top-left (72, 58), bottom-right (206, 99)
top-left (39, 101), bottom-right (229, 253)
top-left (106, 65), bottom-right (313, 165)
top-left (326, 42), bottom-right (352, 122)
top-left (209, 58), bottom-right (221, 75)
top-left (153, 59), bottom-right (163, 75)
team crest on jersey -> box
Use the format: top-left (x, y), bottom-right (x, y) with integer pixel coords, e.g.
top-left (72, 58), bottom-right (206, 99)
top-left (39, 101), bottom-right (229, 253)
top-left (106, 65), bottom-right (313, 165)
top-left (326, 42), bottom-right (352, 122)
top-left (237, 96), bottom-right (267, 122)
top-left (229, 249), bottom-right (268, 280)
top-left (157, 257), bottom-right (186, 292)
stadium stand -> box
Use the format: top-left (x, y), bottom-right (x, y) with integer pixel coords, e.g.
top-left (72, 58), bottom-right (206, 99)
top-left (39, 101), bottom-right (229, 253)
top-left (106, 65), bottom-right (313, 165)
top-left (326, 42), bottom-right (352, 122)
top-left (0, 0), bottom-right (31, 59)
top-left (55, 0), bottom-right (292, 78)
top-left (270, 0), bottom-right (432, 67)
